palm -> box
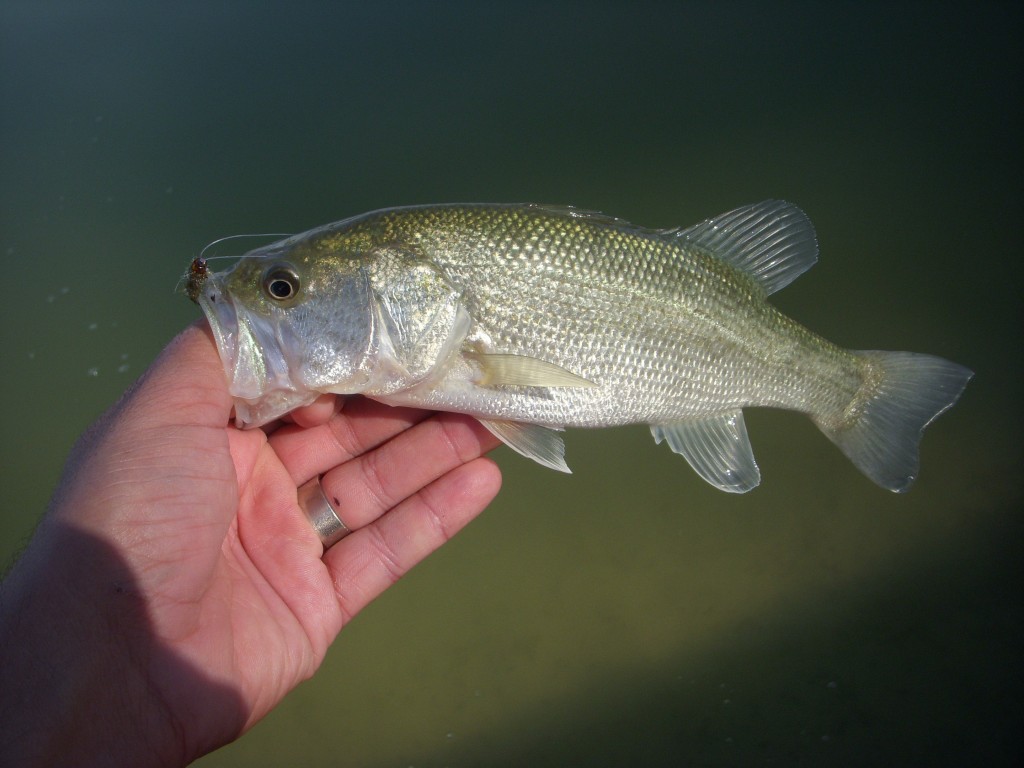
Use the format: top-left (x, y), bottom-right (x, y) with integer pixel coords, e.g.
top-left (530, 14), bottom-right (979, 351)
top-left (156, 427), bottom-right (331, 735)
top-left (60, 326), bottom-right (500, 759)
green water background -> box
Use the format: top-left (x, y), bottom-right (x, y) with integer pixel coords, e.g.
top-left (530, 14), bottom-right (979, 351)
top-left (1, 2), bottom-right (1020, 765)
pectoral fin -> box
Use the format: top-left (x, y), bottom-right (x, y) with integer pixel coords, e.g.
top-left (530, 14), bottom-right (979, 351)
top-left (470, 353), bottom-right (597, 388)
top-left (650, 411), bottom-right (760, 493)
top-left (478, 418), bottom-right (571, 473)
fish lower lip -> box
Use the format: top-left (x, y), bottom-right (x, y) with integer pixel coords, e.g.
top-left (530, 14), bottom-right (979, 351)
top-left (197, 286), bottom-right (240, 384)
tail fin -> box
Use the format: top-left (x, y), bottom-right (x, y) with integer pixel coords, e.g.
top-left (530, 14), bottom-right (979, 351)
top-left (814, 352), bottom-right (972, 492)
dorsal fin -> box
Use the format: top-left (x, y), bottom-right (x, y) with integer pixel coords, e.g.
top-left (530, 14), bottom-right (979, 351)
top-left (666, 200), bottom-right (818, 295)
top-left (527, 203), bottom-right (635, 228)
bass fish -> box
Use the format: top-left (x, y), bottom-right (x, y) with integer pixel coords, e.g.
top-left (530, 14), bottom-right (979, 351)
top-left (187, 201), bottom-right (971, 493)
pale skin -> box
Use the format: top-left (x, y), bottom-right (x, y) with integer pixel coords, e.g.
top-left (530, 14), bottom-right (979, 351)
top-left (0, 323), bottom-right (502, 766)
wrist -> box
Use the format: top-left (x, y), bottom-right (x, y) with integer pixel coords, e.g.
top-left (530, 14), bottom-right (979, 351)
top-left (0, 520), bottom-right (189, 768)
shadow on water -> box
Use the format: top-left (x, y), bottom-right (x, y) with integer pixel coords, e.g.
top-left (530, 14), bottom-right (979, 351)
top-left (0, 524), bottom-right (248, 764)
top-left (402, 502), bottom-right (1023, 768)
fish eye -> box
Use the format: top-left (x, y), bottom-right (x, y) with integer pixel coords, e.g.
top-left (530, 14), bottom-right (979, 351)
top-left (262, 265), bottom-right (300, 302)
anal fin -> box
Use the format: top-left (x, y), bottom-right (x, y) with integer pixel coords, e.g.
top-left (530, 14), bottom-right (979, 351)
top-left (650, 411), bottom-right (760, 493)
top-left (478, 418), bottom-right (571, 473)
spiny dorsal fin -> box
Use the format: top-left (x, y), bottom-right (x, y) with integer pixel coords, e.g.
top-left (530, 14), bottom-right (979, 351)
top-left (666, 200), bottom-right (818, 295)
top-left (527, 203), bottom-right (635, 228)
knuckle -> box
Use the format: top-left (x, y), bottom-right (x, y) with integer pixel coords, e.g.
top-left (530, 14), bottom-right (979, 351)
top-left (327, 415), bottom-right (363, 461)
top-left (358, 449), bottom-right (396, 512)
top-left (366, 525), bottom-right (406, 585)
top-left (435, 417), bottom-right (475, 466)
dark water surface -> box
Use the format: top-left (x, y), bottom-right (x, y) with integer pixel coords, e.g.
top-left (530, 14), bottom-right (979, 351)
top-left (2, 2), bottom-right (1021, 765)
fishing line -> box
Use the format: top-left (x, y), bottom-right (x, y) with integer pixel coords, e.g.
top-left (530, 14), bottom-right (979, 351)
top-left (174, 233), bottom-right (294, 293)
top-left (198, 232), bottom-right (294, 261)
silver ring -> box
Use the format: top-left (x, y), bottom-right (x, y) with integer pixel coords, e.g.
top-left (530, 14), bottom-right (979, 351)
top-left (297, 476), bottom-right (351, 549)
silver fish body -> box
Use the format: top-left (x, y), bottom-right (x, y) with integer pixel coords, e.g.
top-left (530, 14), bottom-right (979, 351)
top-left (189, 201), bottom-right (972, 492)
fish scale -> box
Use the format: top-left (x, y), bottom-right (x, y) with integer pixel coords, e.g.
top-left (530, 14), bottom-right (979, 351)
top-left (189, 200), bottom-right (971, 492)
top-left (373, 206), bottom-right (837, 421)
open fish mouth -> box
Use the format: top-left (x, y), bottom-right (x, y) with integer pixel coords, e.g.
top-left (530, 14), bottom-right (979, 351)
top-left (194, 278), bottom-right (242, 388)
top-left (195, 277), bottom-right (316, 427)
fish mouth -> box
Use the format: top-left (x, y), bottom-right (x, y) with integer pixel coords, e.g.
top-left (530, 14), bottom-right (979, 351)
top-left (195, 277), bottom-right (315, 427)
top-left (194, 278), bottom-right (244, 386)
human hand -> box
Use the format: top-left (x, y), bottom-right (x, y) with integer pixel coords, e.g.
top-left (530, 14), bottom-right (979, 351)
top-left (0, 324), bottom-right (501, 766)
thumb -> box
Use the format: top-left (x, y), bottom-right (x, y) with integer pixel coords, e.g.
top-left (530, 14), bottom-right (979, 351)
top-left (50, 323), bottom-right (233, 520)
top-left (123, 321), bottom-right (233, 432)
